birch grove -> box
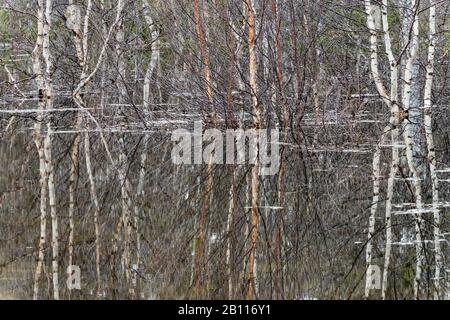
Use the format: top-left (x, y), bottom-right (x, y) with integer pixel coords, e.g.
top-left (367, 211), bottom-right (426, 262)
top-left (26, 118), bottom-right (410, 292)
top-left (0, 0), bottom-right (448, 300)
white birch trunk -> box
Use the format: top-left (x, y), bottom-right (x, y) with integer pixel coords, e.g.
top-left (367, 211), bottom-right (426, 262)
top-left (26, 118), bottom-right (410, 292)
top-left (33, 138), bottom-right (48, 300)
top-left (380, 0), bottom-right (400, 299)
top-left (400, 0), bottom-right (425, 299)
top-left (85, 133), bottom-right (102, 296)
top-left (423, 0), bottom-right (442, 300)
top-left (67, 0), bottom-right (93, 298)
top-left (364, 0), bottom-right (391, 298)
top-left (32, 0), bottom-right (47, 300)
top-left (40, 0), bottom-right (59, 300)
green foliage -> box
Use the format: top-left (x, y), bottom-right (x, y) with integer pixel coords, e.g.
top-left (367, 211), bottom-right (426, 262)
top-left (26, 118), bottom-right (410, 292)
top-left (400, 262), bottom-right (414, 288)
top-left (443, 25), bottom-right (450, 54)
top-left (0, 9), bottom-right (11, 41)
top-left (349, 8), bottom-right (366, 27)
top-left (387, 7), bottom-right (399, 27)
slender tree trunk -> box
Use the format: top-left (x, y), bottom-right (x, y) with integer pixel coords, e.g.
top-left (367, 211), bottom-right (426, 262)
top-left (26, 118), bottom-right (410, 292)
top-left (68, 121), bottom-right (80, 299)
top-left (85, 133), bottom-right (102, 297)
top-left (225, 166), bottom-right (237, 299)
top-left (32, 0), bottom-right (47, 300)
top-left (192, 0), bottom-right (216, 298)
top-left (132, 0), bottom-right (160, 298)
top-left (244, 0), bottom-right (261, 300)
top-left (225, 9), bottom-right (238, 300)
top-left (114, 0), bottom-right (135, 298)
top-left (67, 0), bottom-right (94, 298)
top-left (67, 0), bottom-right (100, 298)
top-left (41, 0), bottom-right (59, 300)
top-left (364, 0), bottom-right (395, 298)
top-left (364, 0), bottom-right (388, 298)
top-left (380, 0), bottom-right (400, 299)
top-left (33, 137), bottom-right (48, 300)
top-left (67, 0), bottom-right (81, 287)
top-left (271, 0), bottom-right (288, 300)
top-left (423, 0), bottom-right (442, 300)
top-left (400, 1), bottom-right (425, 299)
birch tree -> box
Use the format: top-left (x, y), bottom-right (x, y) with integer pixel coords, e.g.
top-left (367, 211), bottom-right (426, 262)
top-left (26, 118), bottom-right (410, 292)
top-left (423, 0), bottom-right (443, 300)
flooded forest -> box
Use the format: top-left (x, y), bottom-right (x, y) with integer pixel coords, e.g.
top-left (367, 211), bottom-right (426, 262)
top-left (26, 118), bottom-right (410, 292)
top-left (0, 0), bottom-right (449, 300)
